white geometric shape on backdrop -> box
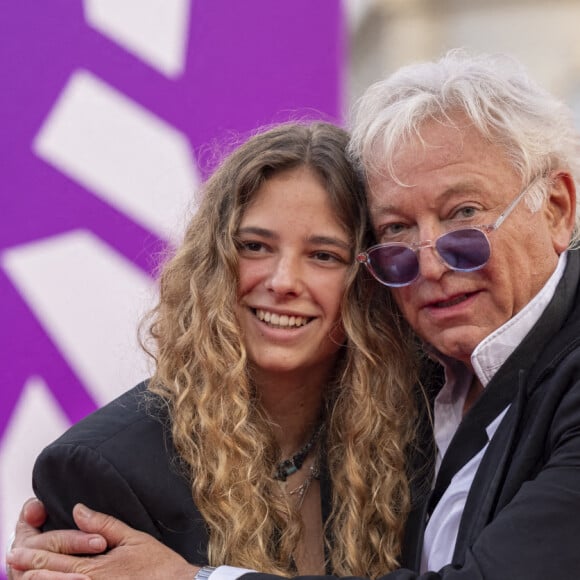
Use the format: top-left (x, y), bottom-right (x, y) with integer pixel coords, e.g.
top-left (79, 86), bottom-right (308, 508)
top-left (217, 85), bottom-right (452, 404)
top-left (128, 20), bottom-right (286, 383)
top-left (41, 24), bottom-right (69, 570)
top-left (33, 70), bottom-right (199, 241)
top-left (1, 230), bottom-right (155, 406)
top-left (0, 376), bottom-right (71, 569)
top-left (83, 0), bottom-right (191, 78)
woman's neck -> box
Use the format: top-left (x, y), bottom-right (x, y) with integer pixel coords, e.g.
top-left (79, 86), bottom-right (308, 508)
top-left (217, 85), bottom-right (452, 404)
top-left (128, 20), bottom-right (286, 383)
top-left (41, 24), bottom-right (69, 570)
top-left (253, 369), bottom-right (328, 457)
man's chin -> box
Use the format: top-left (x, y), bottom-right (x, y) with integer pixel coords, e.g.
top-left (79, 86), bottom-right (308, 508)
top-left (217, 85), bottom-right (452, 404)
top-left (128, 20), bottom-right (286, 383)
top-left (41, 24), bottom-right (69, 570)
top-left (425, 329), bottom-right (480, 367)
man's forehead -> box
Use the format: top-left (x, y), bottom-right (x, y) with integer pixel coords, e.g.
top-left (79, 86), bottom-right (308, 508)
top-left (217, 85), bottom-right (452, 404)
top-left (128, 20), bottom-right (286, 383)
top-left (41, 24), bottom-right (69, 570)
top-left (363, 114), bottom-right (490, 185)
top-left (381, 138), bottom-right (470, 175)
top-left (364, 127), bottom-right (516, 214)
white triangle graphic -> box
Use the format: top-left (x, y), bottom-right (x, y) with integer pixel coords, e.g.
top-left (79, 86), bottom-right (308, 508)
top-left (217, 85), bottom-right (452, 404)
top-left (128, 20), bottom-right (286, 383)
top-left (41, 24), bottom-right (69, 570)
top-left (84, 0), bottom-right (191, 78)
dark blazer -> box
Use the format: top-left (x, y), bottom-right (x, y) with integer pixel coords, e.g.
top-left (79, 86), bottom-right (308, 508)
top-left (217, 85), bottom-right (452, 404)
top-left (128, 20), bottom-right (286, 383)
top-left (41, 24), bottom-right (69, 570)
top-left (33, 382), bottom-right (333, 566)
top-left (247, 249), bottom-right (580, 580)
top-left (33, 382), bottom-right (211, 564)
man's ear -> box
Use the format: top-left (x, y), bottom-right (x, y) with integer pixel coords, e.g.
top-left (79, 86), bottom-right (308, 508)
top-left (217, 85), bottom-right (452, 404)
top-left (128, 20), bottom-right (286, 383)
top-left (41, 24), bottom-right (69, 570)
top-left (545, 171), bottom-right (576, 253)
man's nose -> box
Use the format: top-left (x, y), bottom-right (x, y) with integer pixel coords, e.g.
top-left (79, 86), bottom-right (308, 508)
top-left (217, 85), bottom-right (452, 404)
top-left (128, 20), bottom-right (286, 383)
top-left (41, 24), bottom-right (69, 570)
top-left (416, 240), bottom-right (448, 282)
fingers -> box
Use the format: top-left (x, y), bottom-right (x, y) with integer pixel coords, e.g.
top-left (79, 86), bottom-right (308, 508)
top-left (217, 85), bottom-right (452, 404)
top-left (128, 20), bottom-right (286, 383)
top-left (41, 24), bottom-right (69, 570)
top-left (6, 548), bottom-right (91, 580)
top-left (72, 504), bottom-right (142, 547)
top-left (14, 499), bottom-right (45, 547)
top-left (18, 571), bottom-right (89, 580)
top-left (20, 573), bottom-right (88, 580)
top-left (21, 499), bottom-right (47, 529)
top-left (8, 499), bottom-right (100, 580)
top-left (12, 500), bottom-right (106, 555)
top-left (16, 529), bottom-right (106, 555)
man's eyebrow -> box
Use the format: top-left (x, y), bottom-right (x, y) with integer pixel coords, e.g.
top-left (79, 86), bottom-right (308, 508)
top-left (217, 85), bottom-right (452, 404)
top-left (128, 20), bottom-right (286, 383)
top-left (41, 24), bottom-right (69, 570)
top-left (370, 182), bottom-right (486, 216)
top-left (369, 202), bottom-right (396, 217)
top-left (441, 182), bottom-right (486, 197)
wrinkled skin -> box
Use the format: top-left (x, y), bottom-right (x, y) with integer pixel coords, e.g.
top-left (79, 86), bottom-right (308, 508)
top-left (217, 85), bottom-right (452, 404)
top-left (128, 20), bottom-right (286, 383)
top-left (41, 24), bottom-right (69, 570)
top-left (6, 500), bottom-right (198, 580)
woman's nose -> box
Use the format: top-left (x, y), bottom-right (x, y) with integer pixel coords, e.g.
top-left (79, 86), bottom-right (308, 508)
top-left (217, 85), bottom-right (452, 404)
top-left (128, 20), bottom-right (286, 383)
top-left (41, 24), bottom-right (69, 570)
top-left (265, 256), bottom-right (304, 295)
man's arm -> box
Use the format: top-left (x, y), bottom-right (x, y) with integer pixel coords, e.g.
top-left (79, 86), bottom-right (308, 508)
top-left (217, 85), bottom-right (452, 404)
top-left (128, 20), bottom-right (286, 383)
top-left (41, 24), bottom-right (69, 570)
top-left (6, 499), bottom-right (107, 580)
top-left (7, 503), bottom-right (198, 580)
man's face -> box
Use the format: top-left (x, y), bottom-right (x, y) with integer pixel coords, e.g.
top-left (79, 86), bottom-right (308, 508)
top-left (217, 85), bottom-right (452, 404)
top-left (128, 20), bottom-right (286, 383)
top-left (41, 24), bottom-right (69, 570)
top-left (367, 117), bottom-right (574, 366)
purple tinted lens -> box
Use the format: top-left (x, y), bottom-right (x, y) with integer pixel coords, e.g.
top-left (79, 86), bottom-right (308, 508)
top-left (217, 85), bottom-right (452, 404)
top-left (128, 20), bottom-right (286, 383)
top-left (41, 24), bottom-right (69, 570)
top-left (368, 245), bottom-right (419, 286)
top-left (436, 229), bottom-right (490, 270)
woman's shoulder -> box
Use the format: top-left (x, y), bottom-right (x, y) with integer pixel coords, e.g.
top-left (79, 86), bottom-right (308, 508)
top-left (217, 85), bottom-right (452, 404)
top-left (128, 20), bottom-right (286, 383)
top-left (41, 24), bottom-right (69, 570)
top-left (33, 382), bottom-right (203, 552)
top-left (46, 380), bottom-right (172, 452)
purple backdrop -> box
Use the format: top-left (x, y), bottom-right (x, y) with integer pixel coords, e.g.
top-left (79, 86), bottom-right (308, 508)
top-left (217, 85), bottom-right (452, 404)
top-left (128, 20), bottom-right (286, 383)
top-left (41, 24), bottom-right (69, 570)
top-left (0, 1), bottom-right (344, 575)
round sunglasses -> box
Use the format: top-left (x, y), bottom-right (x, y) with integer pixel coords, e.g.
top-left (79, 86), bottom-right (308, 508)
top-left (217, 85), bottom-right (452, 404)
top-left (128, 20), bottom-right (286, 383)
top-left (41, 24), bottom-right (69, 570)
top-left (357, 176), bottom-right (542, 288)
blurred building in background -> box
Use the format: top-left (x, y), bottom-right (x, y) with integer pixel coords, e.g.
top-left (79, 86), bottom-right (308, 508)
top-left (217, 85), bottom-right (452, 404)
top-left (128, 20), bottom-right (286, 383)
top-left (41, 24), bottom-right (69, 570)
top-left (345, 0), bottom-right (580, 125)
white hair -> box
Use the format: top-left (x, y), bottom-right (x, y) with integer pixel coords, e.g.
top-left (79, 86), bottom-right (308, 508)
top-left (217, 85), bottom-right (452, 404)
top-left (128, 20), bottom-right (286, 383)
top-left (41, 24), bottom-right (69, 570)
top-left (348, 49), bottom-right (580, 246)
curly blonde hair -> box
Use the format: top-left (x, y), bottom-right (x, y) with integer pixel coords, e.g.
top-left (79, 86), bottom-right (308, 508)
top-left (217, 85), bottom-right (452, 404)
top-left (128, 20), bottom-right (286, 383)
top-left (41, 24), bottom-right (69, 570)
top-left (144, 122), bottom-right (419, 577)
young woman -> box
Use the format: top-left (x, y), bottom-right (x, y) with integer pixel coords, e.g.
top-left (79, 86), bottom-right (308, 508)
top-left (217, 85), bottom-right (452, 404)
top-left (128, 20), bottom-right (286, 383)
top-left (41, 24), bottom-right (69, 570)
top-left (8, 122), bottom-right (419, 579)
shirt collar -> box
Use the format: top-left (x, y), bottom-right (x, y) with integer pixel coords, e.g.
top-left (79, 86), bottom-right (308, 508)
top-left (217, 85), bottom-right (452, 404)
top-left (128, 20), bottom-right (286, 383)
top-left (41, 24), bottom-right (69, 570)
top-left (471, 251), bottom-right (568, 386)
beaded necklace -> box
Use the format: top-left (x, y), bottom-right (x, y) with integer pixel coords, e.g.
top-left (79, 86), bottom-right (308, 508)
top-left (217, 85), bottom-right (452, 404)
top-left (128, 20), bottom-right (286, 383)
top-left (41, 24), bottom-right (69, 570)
top-left (272, 423), bottom-right (323, 482)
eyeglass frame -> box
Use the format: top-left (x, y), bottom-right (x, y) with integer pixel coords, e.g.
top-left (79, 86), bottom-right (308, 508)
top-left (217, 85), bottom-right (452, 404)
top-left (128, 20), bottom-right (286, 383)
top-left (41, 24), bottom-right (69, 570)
top-left (357, 174), bottom-right (544, 288)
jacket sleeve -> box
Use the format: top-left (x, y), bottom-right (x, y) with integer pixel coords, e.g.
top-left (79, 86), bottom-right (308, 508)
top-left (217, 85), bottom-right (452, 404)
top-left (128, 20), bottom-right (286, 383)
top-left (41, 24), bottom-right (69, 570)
top-left (33, 441), bottom-right (162, 540)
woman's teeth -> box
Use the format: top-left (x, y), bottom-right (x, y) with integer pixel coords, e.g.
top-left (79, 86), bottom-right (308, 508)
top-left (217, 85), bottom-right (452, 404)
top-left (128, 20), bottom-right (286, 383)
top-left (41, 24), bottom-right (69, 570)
top-left (255, 309), bottom-right (310, 328)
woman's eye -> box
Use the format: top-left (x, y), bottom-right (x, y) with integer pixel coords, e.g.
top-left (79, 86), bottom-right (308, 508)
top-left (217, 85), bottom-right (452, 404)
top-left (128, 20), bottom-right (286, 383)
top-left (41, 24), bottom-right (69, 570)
top-left (312, 250), bottom-right (349, 265)
top-left (238, 240), bottom-right (266, 253)
top-left (313, 251), bottom-right (337, 262)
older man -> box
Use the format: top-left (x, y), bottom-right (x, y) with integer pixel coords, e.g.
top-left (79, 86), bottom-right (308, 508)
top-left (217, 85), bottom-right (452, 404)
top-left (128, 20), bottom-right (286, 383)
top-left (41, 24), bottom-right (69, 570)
top-left (347, 49), bottom-right (580, 577)
top-left (7, 50), bottom-right (580, 578)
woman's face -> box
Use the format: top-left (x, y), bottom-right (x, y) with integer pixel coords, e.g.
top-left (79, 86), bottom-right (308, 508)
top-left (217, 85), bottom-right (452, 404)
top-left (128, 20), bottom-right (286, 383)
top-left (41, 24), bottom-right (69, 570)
top-left (236, 165), bottom-right (352, 383)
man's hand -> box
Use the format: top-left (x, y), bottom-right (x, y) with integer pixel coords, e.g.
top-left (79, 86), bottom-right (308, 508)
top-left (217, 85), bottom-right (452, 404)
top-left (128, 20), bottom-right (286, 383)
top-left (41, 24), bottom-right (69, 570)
top-left (6, 498), bottom-right (107, 579)
top-left (7, 503), bottom-right (200, 580)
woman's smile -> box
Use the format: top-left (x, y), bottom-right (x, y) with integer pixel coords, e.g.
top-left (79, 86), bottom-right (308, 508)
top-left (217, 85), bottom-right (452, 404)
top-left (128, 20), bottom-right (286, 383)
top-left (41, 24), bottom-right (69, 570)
top-left (254, 308), bottom-right (312, 329)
